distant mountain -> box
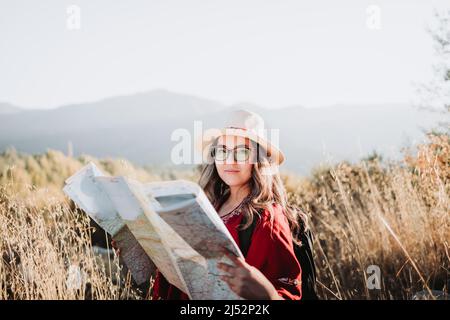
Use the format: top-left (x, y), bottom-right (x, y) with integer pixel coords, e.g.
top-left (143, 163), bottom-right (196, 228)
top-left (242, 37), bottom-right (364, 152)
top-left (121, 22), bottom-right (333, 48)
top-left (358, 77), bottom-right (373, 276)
top-left (0, 90), bottom-right (442, 175)
top-left (0, 102), bottom-right (23, 115)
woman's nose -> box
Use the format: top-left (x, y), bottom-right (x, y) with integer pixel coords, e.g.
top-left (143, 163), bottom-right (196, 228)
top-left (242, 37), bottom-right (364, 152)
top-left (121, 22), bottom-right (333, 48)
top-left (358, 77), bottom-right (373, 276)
top-left (225, 152), bottom-right (236, 164)
top-left (223, 150), bottom-right (237, 164)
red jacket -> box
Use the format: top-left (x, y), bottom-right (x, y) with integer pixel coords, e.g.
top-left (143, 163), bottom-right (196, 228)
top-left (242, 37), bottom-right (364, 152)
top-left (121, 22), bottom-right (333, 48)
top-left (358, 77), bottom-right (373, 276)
top-left (151, 202), bottom-right (302, 300)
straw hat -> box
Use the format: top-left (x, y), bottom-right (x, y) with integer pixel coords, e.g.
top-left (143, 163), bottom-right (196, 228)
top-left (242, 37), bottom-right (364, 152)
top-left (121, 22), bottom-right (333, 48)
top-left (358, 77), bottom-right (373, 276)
top-left (196, 109), bottom-right (285, 165)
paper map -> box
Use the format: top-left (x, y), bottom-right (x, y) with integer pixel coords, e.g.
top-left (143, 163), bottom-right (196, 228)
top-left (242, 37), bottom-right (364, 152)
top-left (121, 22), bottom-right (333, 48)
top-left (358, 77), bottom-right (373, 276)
top-left (63, 162), bottom-right (244, 300)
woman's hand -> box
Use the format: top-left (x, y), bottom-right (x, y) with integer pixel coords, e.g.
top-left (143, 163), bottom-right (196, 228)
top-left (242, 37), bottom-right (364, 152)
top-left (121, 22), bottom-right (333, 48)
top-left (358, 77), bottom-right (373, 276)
top-left (217, 247), bottom-right (283, 300)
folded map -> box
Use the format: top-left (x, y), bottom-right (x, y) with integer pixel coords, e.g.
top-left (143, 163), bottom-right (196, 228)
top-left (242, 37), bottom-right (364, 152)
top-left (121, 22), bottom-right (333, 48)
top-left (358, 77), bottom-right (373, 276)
top-left (62, 162), bottom-right (244, 300)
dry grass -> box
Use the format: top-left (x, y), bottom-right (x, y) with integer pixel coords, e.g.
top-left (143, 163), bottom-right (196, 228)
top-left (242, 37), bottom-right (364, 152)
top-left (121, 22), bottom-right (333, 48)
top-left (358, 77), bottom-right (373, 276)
top-left (284, 133), bottom-right (449, 299)
top-left (0, 133), bottom-right (448, 299)
top-left (0, 183), bottom-right (144, 299)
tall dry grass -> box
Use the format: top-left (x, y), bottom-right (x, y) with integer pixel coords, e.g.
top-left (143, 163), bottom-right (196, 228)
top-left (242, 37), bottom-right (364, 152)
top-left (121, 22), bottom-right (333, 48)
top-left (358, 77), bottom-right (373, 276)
top-left (0, 133), bottom-right (448, 299)
top-left (285, 133), bottom-right (449, 299)
top-left (0, 182), bottom-right (143, 299)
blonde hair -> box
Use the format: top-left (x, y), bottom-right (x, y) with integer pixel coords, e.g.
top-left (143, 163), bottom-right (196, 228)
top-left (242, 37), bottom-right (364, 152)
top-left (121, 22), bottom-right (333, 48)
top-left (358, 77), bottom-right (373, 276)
top-left (198, 137), bottom-right (307, 246)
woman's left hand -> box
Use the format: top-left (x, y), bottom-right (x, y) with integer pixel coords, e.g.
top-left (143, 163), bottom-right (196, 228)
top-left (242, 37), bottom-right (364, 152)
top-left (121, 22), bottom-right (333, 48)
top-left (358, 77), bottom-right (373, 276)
top-left (217, 247), bottom-right (283, 300)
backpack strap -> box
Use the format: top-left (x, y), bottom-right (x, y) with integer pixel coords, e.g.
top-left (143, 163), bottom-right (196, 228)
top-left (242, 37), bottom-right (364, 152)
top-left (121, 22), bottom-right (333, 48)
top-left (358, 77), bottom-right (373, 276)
top-left (295, 228), bottom-right (318, 300)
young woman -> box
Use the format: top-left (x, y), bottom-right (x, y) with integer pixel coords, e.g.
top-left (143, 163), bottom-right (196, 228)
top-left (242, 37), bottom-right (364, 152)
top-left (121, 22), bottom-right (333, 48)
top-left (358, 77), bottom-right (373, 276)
top-left (151, 109), bottom-right (304, 300)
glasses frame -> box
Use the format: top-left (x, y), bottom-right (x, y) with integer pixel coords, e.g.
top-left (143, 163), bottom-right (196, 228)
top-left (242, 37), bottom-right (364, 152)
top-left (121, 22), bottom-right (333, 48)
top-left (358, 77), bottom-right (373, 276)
top-left (211, 144), bottom-right (253, 163)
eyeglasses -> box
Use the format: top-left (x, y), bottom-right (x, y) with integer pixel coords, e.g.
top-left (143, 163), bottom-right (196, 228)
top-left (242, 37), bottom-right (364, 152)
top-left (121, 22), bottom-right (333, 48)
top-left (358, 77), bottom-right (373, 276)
top-left (211, 145), bottom-right (252, 162)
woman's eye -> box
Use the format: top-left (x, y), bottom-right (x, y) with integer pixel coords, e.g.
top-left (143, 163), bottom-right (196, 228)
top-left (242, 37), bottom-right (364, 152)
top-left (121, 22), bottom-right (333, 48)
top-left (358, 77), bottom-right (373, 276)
top-left (215, 148), bottom-right (227, 160)
top-left (236, 148), bottom-right (250, 161)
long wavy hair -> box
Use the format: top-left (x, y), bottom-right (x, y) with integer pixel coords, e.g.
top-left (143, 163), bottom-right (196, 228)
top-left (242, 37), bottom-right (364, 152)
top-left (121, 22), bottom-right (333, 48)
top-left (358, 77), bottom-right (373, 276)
top-left (198, 137), bottom-right (308, 246)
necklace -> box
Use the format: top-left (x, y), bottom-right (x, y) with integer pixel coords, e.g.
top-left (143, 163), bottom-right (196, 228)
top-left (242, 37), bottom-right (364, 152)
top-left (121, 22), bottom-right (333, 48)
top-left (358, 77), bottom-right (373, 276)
top-left (219, 195), bottom-right (250, 223)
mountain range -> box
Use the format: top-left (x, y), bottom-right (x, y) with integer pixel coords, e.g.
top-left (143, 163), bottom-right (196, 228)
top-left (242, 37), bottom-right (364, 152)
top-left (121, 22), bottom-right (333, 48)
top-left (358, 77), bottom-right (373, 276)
top-left (0, 89), bottom-right (441, 175)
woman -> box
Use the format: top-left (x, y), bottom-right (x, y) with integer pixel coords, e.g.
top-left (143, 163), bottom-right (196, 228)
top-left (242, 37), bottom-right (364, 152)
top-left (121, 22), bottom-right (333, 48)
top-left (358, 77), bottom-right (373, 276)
top-left (151, 109), bottom-right (304, 300)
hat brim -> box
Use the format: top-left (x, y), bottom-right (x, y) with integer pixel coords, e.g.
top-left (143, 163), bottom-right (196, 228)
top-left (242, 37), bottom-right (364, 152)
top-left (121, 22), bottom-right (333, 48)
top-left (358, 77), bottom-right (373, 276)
top-left (195, 127), bottom-right (285, 165)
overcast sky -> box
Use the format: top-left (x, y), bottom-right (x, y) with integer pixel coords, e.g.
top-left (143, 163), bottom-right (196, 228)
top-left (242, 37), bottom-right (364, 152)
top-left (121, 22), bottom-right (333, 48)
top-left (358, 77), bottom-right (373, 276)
top-left (0, 0), bottom-right (448, 109)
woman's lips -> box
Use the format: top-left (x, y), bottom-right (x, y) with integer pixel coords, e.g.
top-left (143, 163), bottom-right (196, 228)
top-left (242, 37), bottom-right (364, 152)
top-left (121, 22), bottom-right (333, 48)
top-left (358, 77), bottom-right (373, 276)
top-left (224, 169), bottom-right (240, 173)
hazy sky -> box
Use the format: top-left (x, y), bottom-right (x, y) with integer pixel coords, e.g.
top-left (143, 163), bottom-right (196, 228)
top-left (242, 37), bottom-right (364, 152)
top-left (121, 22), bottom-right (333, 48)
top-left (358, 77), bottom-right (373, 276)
top-left (0, 0), bottom-right (448, 109)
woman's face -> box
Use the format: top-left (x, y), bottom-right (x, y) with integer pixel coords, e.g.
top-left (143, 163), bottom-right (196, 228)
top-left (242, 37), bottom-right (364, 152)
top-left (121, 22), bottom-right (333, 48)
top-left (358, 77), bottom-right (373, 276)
top-left (214, 135), bottom-right (254, 188)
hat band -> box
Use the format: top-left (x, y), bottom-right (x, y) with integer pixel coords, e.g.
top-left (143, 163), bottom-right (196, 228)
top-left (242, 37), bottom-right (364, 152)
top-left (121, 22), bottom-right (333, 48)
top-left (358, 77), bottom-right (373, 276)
top-left (226, 126), bottom-right (247, 131)
top-left (224, 126), bottom-right (269, 144)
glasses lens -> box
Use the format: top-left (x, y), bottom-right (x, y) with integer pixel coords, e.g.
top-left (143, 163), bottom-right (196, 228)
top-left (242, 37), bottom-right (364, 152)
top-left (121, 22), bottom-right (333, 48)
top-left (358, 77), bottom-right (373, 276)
top-left (214, 147), bottom-right (228, 161)
top-left (235, 147), bottom-right (250, 162)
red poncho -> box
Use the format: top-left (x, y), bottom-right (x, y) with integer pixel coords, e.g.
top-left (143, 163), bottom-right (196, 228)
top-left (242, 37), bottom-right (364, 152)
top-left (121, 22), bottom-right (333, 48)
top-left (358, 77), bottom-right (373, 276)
top-left (151, 202), bottom-right (302, 300)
